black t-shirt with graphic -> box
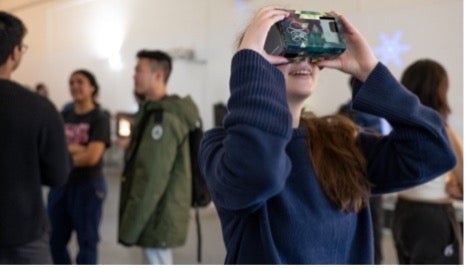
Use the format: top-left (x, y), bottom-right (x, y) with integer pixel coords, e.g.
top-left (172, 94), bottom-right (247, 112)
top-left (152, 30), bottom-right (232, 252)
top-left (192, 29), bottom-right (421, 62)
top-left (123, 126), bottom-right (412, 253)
top-left (62, 107), bottom-right (111, 182)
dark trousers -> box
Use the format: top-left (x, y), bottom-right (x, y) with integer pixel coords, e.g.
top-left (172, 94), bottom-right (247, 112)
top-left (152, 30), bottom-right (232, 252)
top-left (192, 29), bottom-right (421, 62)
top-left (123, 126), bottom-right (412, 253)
top-left (0, 231), bottom-right (52, 264)
top-left (47, 179), bottom-right (107, 264)
top-left (369, 196), bottom-right (383, 264)
top-left (392, 198), bottom-right (462, 264)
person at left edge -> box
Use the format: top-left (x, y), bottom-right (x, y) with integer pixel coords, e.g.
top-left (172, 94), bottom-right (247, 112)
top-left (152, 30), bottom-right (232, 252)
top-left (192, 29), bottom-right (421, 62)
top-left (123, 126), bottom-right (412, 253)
top-left (47, 69), bottom-right (111, 264)
top-left (0, 11), bottom-right (70, 265)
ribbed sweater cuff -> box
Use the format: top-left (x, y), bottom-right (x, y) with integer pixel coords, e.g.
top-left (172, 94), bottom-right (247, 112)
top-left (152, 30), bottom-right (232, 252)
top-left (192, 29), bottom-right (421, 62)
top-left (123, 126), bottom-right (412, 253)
top-left (226, 49), bottom-right (292, 137)
top-left (352, 63), bottom-right (417, 122)
top-left (352, 62), bottom-right (443, 135)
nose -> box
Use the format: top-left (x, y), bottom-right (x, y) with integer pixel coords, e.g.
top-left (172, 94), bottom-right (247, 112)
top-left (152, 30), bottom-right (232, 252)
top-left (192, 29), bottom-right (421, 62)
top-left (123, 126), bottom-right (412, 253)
top-left (289, 57), bottom-right (311, 64)
top-left (290, 57), bottom-right (322, 68)
top-left (299, 57), bottom-right (324, 70)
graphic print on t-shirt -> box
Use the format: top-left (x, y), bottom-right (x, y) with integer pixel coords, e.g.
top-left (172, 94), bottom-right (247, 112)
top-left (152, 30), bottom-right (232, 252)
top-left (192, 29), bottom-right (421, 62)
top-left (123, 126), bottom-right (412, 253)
top-left (65, 123), bottom-right (90, 145)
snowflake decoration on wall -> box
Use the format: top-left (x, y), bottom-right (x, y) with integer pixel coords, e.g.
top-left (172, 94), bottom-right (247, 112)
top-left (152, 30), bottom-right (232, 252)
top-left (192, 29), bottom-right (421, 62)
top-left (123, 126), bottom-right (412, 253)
top-left (373, 31), bottom-right (411, 68)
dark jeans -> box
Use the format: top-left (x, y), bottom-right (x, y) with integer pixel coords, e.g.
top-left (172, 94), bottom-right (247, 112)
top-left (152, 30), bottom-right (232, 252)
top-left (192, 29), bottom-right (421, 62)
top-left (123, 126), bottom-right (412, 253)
top-left (0, 231), bottom-right (52, 264)
top-left (392, 198), bottom-right (462, 264)
top-left (369, 196), bottom-right (383, 264)
top-left (47, 179), bottom-right (107, 264)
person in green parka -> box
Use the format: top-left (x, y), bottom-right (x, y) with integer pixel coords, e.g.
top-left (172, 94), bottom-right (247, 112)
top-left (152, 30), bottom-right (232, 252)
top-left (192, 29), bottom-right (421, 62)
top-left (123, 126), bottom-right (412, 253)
top-left (118, 50), bottom-right (200, 264)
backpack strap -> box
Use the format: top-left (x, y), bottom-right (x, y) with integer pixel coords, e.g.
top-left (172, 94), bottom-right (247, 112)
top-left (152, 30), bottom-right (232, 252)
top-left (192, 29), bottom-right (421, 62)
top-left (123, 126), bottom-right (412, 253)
top-left (122, 109), bottom-right (164, 177)
top-left (153, 109), bottom-right (164, 124)
top-left (195, 207), bottom-right (203, 263)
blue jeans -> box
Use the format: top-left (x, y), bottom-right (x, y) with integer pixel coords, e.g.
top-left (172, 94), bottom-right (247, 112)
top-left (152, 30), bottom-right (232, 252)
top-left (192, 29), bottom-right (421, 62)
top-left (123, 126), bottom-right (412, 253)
top-left (144, 248), bottom-right (173, 264)
top-left (47, 179), bottom-right (107, 264)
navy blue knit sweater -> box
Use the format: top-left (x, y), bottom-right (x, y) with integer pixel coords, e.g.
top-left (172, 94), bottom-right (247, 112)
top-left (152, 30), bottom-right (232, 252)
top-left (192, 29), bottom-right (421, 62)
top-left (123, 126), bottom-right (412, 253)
top-left (199, 50), bottom-right (456, 264)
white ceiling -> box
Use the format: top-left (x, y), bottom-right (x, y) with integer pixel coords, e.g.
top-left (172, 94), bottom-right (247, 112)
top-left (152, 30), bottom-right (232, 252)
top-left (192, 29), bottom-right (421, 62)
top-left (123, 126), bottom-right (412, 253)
top-left (0, 0), bottom-right (451, 12)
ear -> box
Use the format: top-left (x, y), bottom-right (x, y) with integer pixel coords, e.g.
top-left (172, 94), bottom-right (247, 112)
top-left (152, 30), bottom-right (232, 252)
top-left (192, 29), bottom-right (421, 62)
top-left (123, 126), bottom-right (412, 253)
top-left (6, 46), bottom-right (22, 71)
top-left (10, 45), bottom-right (21, 62)
top-left (154, 70), bottom-right (165, 83)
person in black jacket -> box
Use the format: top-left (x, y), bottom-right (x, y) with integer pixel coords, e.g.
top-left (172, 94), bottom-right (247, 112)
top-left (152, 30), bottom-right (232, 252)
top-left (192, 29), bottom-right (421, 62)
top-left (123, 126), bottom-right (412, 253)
top-left (0, 11), bottom-right (70, 264)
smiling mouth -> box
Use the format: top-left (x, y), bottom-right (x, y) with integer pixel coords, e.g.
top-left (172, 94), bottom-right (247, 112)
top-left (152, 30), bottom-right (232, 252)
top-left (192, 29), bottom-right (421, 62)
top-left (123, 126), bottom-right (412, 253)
top-left (289, 70), bottom-right (312, 76)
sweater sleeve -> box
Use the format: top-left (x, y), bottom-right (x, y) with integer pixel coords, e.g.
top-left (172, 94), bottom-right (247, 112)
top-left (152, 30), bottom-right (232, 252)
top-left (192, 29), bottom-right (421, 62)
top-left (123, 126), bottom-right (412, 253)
top-left (352, 63), bottom-right (456, 194)
top-left (199, 50), bottom-right (293, 212)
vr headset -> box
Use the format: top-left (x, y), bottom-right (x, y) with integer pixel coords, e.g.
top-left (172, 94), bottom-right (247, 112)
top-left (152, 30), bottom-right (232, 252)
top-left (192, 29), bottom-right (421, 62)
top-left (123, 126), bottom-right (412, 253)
top-left (265, 10), bottom-right (346, 62)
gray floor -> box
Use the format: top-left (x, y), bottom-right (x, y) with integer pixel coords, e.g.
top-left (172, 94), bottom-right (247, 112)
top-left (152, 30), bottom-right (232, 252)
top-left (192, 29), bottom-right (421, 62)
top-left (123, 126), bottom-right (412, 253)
top-left (68, 149), bottom-right (399, 264)
top-left (97, 165), bottom-right (226, 264)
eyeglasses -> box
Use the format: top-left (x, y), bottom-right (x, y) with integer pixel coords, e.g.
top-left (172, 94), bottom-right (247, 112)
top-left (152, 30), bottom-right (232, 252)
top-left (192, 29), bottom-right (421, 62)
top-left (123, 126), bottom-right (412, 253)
top-left (20, 44), bottom-right (28, 54)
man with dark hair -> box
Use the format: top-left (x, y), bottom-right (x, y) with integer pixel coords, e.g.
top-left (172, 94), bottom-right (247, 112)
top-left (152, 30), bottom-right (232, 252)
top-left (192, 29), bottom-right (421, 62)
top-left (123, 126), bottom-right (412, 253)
top-left (0, 11), bottom-right (70, 264)
top-left (119, 49), bottom-right (200, 264)
top-left (136, 50), bottom-right (172, 83)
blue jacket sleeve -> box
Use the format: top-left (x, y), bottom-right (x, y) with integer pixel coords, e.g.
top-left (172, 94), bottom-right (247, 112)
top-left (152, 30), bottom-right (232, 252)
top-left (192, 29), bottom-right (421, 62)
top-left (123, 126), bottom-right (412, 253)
top-left (352, 63), bottom-right (456, 194)
top-left (199, 50), bottom-right (293, 212)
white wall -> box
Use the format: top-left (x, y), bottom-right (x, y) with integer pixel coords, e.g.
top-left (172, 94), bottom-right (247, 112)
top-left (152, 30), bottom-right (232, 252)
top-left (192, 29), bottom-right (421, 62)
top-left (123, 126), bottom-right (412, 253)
top-left (2, 0), bottom-right (463, 139)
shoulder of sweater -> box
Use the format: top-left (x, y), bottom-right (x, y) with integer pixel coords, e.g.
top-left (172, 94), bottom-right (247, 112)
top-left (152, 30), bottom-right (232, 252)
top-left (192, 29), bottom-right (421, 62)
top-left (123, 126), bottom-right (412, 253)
top-left (0, 80), bottom-right (55, 108)
top-left (15, 81), bottom-right (59, 119)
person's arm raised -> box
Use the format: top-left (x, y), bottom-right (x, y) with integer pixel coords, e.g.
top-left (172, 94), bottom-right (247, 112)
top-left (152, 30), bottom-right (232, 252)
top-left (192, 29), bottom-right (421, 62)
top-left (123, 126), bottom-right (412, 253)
top-left (238, 6), bottom-right (289, 65)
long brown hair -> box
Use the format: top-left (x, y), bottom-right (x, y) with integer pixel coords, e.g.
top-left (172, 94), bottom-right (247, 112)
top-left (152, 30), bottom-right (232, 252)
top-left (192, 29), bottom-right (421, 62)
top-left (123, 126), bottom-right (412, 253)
top-left (401, 59), bottom-right (450, 121)
top-left (301, 113), bottom-right (371, 213)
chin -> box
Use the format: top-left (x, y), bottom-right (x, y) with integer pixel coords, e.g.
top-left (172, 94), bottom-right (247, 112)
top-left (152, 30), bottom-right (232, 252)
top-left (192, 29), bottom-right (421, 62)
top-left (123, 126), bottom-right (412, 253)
top-left (288, 90), bottom-right (313, 102)
top-left (288, 85), bottom-right (313, 98)
top-left (134, 87), bottom-right (145, 95)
